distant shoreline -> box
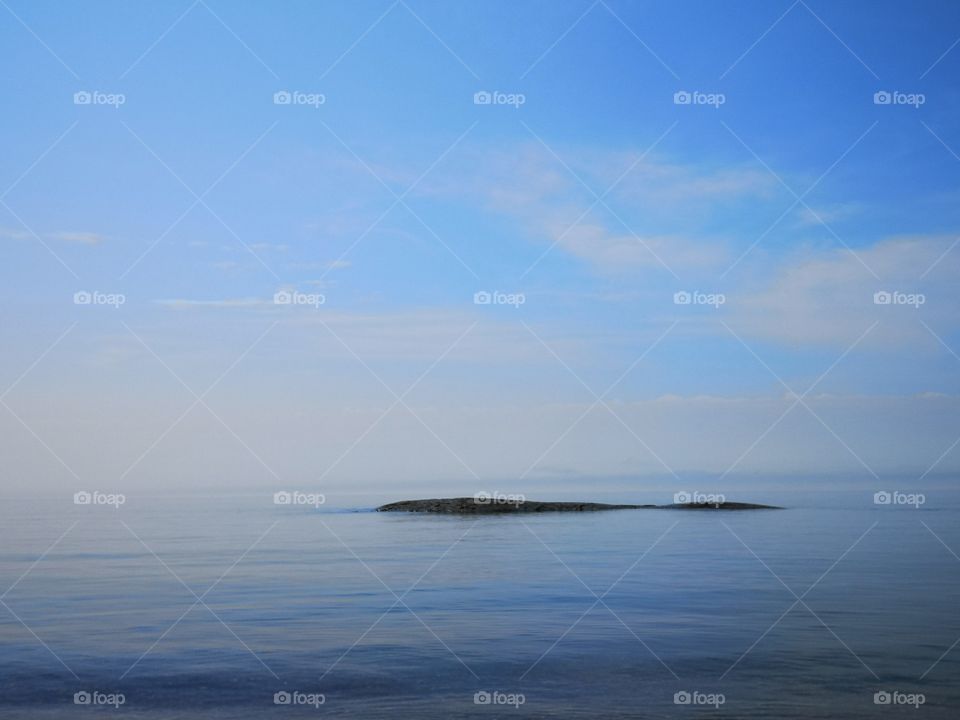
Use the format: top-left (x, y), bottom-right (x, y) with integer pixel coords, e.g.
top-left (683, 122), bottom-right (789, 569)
top-left (376, 498), bottom-right (783, 514)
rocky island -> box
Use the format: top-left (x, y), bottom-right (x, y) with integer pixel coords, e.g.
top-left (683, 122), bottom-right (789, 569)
top-left (376, 498), bottom-right (781, 514)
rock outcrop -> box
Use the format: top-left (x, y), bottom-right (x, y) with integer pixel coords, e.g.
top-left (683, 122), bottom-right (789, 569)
top-left (376, 498), bottom-right (781, 514)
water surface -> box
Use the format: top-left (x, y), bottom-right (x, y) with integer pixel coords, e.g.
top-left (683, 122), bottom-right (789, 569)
top-left (1, 484), bottom-right (957, 718)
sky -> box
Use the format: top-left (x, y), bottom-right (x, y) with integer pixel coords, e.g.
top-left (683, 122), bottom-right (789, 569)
top-left (1, 0), bottom-right (960, 499)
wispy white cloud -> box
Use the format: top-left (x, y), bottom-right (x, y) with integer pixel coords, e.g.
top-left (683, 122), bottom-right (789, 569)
top-left (48, 231), bottom-right (105, 245)
top-left (284, 259), bottom-right (352, 271)
top-left (727, 235), bottom-right (960, 346)
top-left (418, 142), bottom-right (776, 274)
top-left (794, 203), bottom-right (862, 226)
top-left (0, 227), bottom-right (31, 241)
top-left (248, 242), bottom-right (289, 252)
top-left (554, 222), bottom-right (726, 271)
top-left (154, 297), bottom-right (270, 309)
top-left (2, 228), bottom-right (105, 245)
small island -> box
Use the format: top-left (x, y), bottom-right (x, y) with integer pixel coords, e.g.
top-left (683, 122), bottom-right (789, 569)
top-left (376, 498), bottom-right (782, 514)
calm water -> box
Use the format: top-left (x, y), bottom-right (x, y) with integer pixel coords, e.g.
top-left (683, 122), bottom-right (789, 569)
top-left (1, 483), bottom-right (958, 718)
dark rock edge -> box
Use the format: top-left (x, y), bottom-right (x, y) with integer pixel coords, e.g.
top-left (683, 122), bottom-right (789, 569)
top-left (376, 498), bottom-right (782, 514)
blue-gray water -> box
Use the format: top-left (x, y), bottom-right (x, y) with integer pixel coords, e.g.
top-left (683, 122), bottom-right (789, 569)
top-left (1, 483), bottom-right (959, 718)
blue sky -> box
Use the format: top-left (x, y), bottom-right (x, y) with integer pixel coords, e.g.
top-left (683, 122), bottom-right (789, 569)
top-left (2, 0), bottom-right (960, 497)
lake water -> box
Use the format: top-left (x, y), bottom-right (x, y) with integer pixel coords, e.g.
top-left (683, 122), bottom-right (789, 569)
top-left (1, 482), bottom-right (958, 718)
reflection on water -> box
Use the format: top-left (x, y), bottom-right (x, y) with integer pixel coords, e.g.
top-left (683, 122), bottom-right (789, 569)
top-left (1, 484), bottom-right (958, 718)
